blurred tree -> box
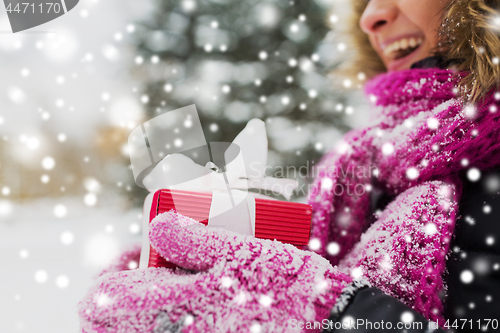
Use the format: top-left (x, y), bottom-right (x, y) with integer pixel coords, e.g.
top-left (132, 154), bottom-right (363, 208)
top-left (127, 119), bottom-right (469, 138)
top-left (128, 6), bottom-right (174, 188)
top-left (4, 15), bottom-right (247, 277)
top-left (127, 0), bottom-right (351, 202)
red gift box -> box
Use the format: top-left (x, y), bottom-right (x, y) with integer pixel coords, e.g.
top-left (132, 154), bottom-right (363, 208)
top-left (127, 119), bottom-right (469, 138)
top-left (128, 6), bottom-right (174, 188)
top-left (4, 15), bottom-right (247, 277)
top-left (146, 189), bottom-right (312, 268)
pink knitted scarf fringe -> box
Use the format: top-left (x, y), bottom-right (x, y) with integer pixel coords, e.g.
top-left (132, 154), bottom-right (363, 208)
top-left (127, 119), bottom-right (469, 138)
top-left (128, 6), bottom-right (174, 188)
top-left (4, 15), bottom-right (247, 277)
top-left (308, 68), bottom-right (500, 325)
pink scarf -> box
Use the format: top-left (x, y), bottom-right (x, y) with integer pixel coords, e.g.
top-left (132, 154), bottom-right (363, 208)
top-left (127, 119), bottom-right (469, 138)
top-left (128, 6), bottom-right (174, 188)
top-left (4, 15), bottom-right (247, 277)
top-left (308, 68), bottom-right (500, 324)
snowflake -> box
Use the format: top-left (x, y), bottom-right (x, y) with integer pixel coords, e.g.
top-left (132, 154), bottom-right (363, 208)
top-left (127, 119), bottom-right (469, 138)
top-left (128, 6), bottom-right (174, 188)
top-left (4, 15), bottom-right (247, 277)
top-left (41, 175), bottom-right (50, 183)
top-left (406, 167), bottom-right (419, 180)
top-left (56, 275), bottom-right (69, 288)
top-left (129, 223), bottom-right (140, 234)
top-left (84, 193), bottom-right (97, 206)
top-left (35, 270), bottom-right (48, 284)
top-left (403, 119), bottom-right (413, 128)
top-left (341, 316), bottom-right (355, 329)
top-left (424, 223), bottom-right (437, 235)
top-left (464, 215), bottom-right (475, 225)
top-left (19, 249), bottom-right (29, 258)
top-left (463, 105), bottom-right (477, 119)
top-left (220, 276), bottom-right (233, 288)
top-left (381, 142), bottom-right (394, 155)
top-left (54, 204), bottom-right (67, 218)
top-left (351, 267), bottom-right (363, 279)
top-left (460, 270), bottom-right (474, 284)
top-left (42, 156), bottom-right (56, 170)
top-left (326, 242), bottom-right (340, 255)
top-left (233, 291), bottom-right (247, 305)
top-left (209, 123), bottom-right (219, 132)
top-left (321, 178), bottom-right (333, 192)
top-left (467, 168), bottom-right (481, 182)
top-left (308, 90), bottom-right (317, 98)
top-left (96, 293), bottom-right (113, 307)
top-left (180, 314), bottom-right (194, 326)
top-left (400, 311), bottom-right (414, 323)
top-left (427, 117), bottom-right (439, 129)
top-left (61, 231), bottom-right (74, 245)
top-left (204, 44), bottom-right (213, 52)
top-left (126, 24), bottom-right (135, 33)
top-left (472, 258), bottom-right (490, 275)
top-left (308, 238), bottom-right (321, 251)
top-left (57, 133), bottom-right (67, 142)
top-left (315, 279), bottom-right (328, 292)
top-left (250, 322), bottom-right (261, 333)
top-left (259, 295), bottom-right (272, 307)
top-left (484, 174), bottom-right (500, 192)
top-left (1, 186), bottom-right (10, 196)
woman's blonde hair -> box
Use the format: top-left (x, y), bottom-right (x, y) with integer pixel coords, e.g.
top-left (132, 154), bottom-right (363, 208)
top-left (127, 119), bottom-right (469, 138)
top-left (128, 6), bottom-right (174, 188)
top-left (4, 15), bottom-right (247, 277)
top-left (338, 0), bottom-right (500, 104)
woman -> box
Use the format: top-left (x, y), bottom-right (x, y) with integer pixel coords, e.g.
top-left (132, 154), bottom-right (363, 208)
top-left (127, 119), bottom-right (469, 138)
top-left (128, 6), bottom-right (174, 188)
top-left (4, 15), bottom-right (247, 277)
top-left (78, 0), bottom-right (500, 332)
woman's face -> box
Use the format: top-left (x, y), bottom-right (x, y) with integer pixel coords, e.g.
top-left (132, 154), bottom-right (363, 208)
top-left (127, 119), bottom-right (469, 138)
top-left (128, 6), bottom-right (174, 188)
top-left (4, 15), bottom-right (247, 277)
top-left (359, 0), bottom-right (449, 72)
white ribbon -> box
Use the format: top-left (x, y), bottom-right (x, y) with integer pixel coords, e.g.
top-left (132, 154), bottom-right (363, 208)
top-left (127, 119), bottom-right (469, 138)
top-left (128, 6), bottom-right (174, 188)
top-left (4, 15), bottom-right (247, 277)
top-left (142, 119), bottom-right (298, 199)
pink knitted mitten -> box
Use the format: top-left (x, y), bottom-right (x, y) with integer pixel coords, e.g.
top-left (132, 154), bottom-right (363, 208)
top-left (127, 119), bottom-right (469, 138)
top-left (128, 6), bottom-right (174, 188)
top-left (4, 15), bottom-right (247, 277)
top-left (78, 210), bottom-right (354, 333)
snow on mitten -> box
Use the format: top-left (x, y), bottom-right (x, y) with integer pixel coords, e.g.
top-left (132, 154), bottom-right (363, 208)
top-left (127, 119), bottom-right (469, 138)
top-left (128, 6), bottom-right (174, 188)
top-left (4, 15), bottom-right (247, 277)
top-left (337, 180), bottom-right (459, 325)
top-left (97, 243), bottom-right (142, 276)
top-left (78, 210), bottom-right (355, 333)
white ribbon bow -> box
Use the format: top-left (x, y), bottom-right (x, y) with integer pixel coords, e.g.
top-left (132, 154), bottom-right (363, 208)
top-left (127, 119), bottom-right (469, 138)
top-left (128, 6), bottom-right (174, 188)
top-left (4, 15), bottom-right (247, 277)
top-left (142, 118), bottom-right (299, 201)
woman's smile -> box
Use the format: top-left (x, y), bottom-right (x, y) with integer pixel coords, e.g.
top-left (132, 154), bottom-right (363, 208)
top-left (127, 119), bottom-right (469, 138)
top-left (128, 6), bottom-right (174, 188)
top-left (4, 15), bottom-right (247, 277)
top-left (378, 33), bottom-right (426, 71)
top-left (359, 0), bottom-right (449, 72)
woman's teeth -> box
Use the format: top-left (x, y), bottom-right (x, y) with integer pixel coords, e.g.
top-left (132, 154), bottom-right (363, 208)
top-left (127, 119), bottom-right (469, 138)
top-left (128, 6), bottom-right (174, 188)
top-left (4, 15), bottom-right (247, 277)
top-left (383, 37), bottom-right (423, 60)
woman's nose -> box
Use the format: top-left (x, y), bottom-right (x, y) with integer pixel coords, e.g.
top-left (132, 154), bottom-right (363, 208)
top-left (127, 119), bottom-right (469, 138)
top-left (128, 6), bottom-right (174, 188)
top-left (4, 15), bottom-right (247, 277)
top-left (359, 0), bottom-right (398, 34)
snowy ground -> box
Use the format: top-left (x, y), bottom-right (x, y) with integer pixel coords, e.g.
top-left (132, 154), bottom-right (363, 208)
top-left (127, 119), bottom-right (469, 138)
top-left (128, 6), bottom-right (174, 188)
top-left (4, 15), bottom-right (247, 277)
top-left (0, 198), bottom-right (143, 333)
